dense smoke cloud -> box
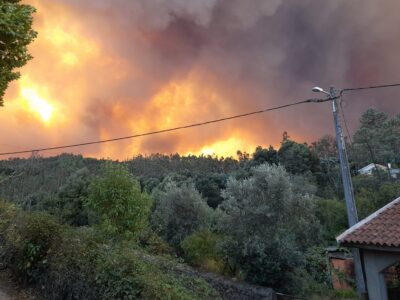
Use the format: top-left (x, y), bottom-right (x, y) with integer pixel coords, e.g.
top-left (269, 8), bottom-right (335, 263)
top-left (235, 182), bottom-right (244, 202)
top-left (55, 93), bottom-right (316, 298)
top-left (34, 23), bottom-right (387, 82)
top-left (1, 0), bottom-right (400, 159)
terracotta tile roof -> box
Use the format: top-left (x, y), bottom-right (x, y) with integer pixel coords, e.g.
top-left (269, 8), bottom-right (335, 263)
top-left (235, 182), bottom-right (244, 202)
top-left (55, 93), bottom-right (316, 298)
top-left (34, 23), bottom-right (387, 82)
top-left (337, 197), bottom-right (400, 248)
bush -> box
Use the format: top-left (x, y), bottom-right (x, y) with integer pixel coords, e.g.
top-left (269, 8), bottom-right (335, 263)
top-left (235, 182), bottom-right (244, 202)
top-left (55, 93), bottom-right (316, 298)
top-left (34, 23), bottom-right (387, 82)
top-left (181, 230), bottom-right (224, 273)
top-left (288, 247), bottom-right (332, 295)
top-left (86, 162), bottom-right (152, 238)
top-left (138, 229), bottom-right (172, 255)
top-left (3, 210), bottom-right (62, 284)
top-left (94, 247), bottom-right (145, 299)
top-left (40, 227), bottom-right (102, 299)
top-left (0, 200), bottom-right (220, 299)
top-left (356, 182), bottom-right (400, 219)
top-left (0, 200), bottom-right (18, 233)
top-left (94, 245), bottom-right (219, 300)
top-left (316, 199), bottom-right (347, 242)
top-left (218, 164), bottom-right (322, 292)
top-left (0, 201), bottom-right (18, 265)
top-left (151, 181), bottom-right (213, 249)
top-left (57, 167), bottom-right (91, 226)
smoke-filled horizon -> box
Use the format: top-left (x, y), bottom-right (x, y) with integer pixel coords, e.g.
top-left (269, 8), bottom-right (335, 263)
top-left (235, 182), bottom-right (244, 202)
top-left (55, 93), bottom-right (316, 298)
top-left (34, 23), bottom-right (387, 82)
top-left (1, 0), bottom-right (400, 159)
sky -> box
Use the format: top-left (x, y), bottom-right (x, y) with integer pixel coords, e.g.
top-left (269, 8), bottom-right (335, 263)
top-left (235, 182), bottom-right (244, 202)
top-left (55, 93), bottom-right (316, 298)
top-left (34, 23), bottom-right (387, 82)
top-left (1, 0), bottom-right (400, 159)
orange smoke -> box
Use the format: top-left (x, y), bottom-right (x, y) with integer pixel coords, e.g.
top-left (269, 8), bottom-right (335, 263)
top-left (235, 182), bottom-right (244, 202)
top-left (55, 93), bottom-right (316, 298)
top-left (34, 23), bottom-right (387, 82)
top-left (7, 0), bottom-right (393, 159)
top-left (0, 0), bottom-right (269, 159)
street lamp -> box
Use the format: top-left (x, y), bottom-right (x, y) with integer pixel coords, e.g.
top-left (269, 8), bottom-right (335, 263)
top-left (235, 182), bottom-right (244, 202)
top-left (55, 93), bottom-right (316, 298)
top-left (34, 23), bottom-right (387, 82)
top-left (311, 86), bottom-right (331, 96)
top-left (312, 86), bottom-right (367, 298)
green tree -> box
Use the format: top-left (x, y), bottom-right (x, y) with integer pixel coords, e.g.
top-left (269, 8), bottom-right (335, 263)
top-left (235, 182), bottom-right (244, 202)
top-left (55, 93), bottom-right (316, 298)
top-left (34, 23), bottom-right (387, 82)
top-left (57, 167), bottom-right (91, 226)
top-left (351, 109), bottom-right (400, 167)
top-left (151, 181), bottom-right (213, 249)
top-left (252, 146), bottom-right (278, 166)
top-left (311, 135), bottom-right (338, 159)
top-left (315, 199), bottom-right (347, 242)
top-left (278, 139), bottom-right (320, 175)
top-left (352, 109), bottom-right (388, 166)
top-left (356, 182), bottom-right (400, 219)
top-left (218, 164), bottom-right (321, 292)
top-left (385, 114), bottom-right (400, 165)
top-left (0, 0), bottom-right (37, 105)
top-left (181, 230), bottom-right (223, 273)
top-left (86, 162), bottom-right (151, 237)
top-left (195, 174), bottom-right (226, 209)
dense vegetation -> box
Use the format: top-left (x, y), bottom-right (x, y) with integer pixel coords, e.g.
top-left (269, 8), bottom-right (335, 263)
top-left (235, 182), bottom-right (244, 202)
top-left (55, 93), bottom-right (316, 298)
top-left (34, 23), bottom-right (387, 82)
top-left (0, 108), bottom-right (399, 298)
top-left (0, 201), bottom-right (220, 299)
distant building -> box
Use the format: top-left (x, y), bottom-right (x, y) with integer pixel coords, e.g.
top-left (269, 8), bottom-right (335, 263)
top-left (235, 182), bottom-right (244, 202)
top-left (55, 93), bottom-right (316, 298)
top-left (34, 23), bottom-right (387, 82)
top-left (337, 196), bottom-right (400, 300)
top-left (390, 168), bottom-right (400, 179)
top-left (358, 163), bottom-right (388, 176)
top-left (358, 163), bottom-right (400, 179)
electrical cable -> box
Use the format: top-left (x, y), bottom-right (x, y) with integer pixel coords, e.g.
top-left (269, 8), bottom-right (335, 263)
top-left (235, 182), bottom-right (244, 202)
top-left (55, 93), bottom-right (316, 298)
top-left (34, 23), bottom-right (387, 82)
top-left (338, 82), bottom-right (400, 143)
top-left (3, 82), bottom-right (400, 157)
top-left (341, 83), bottom-right (400, 94)
top-left (0, 97), bottom-right (332, 156)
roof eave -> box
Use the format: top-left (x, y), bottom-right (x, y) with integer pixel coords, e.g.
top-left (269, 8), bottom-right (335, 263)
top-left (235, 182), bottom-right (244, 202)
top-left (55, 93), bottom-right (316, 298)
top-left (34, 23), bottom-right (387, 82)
top-left (338, 242), bottom-right (400, 253)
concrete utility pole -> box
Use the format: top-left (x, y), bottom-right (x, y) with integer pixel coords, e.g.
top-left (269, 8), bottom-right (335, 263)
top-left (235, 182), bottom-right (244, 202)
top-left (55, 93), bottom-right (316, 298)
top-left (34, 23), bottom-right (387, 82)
top-left (331, 86), bottom-right (367, 297)
top-left (313, 86), bottom-right (367, 298)
top-left (330, 87), bottom-right (359, 226)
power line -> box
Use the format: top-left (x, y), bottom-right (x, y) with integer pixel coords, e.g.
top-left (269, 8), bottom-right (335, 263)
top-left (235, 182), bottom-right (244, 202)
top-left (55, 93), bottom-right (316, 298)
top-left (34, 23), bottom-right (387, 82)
top-left (0, 97), bottom-right (332, 157)
top-left (2, 82), bottom-right (400, 157)
top-left (342, 83), bottom-right (400, 93)
top-left (338, 82), bottom-right (400, 142)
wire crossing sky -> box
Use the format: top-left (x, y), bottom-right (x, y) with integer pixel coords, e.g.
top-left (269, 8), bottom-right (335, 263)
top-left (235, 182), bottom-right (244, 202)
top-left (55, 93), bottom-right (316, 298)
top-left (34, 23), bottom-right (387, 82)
top-left (0, 97), bottom-right (332, 156)
top-left (1, 83), bottom-right (400, 157)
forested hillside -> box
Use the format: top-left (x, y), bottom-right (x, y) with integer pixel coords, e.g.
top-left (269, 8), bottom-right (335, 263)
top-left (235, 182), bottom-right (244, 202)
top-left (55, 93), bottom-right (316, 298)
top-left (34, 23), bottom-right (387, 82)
top-left (1, 108), bottom-right (399, 298)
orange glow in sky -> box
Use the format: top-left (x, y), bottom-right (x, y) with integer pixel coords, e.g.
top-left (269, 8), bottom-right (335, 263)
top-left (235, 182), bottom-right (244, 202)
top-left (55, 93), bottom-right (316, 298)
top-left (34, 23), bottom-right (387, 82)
top-left (197, 137), bottom-right (257, 158)
top-left (21, 86), bottom-right (54, 123)
top-left (1, 0), bottom-right (328, 159)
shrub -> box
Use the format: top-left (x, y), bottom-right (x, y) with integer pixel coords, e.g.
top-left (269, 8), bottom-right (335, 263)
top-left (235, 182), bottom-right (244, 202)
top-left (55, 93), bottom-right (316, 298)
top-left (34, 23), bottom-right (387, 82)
top-left (151, 181), bottom-right (213, 249)
top-left (181, 230), bottom-right (224, 273)
top-left (57, 167), bottom-right (91, 226)
top-left (95, 245), bottom-right (219, 300)
top-left (0, 201), bottom-right (18, 265)
top-left (94, 247), bottom-right (145, 299)
top-left (218, 164), bottom-right (321, 292)
top-left (287, 247), bottom-right (332, 295)
top-left (0, 200), bottom-right (220, 299)
top-left (356, 182), bottom-right (400, 219)
top-left (40, 227), bottom-right (102, 300)
top-left (315, 199), bottom-right (347, 242)
top-left (86, 162), bottom-right (152, 238)
top-left (138, 229), bottom-right (172, 255)
top-left (0, 200), bottom-right (18, 233)
top-left (4, 210), bottom-right (62, 283)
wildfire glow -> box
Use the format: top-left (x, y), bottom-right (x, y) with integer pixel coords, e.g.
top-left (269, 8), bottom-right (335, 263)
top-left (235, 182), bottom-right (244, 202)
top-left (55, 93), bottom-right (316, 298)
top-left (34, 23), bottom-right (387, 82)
top-left (62, 52), bottom-right (79, 66)
top-left (0, 0), bottom-right (285, 159)
top-left (198, 137), bottom-right (256, 158)
top-left (21, 87), bottom-right (54, 123)
top-left (43, 23), bottom-right (98, 67)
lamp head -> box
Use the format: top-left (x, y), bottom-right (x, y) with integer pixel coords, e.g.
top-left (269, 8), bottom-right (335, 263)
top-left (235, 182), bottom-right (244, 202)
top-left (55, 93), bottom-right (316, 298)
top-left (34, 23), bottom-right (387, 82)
top-left (312, 87), bottom-right (324, 93)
